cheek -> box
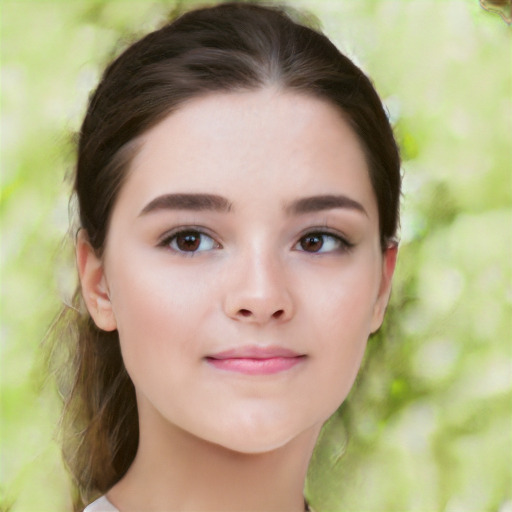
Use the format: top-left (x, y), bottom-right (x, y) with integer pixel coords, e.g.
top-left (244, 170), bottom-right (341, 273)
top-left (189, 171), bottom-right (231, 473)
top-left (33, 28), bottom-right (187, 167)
top-left (107, 258), bottom-right (217, 370)
top-left (297, 257), bottom-right (380, 401)
top-left (300, 254), bottom-right (381, 335)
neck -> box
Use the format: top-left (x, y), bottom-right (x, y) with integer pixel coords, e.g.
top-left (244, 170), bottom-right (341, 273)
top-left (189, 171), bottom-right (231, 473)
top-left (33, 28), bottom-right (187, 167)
top-left (108, 407), bottom-right (320, 512)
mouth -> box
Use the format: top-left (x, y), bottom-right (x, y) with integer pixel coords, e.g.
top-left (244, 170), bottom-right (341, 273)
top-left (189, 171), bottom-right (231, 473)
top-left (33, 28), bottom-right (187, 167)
top-left (205, 346), bottom-right (306, 375)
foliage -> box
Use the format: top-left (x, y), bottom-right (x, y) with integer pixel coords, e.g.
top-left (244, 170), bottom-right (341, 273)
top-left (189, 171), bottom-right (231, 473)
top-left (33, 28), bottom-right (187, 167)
top-left (1, 1), bottom-right (510, 510)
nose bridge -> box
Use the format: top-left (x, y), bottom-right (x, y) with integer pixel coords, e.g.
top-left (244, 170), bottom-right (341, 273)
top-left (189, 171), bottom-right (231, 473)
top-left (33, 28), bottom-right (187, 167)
top-left (223, 238), bottom-right (293, 323)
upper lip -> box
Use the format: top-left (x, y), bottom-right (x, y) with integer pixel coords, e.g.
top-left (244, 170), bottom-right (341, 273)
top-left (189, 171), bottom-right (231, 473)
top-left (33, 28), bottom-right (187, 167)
top-left (206, 346), bottom-right (303, 360)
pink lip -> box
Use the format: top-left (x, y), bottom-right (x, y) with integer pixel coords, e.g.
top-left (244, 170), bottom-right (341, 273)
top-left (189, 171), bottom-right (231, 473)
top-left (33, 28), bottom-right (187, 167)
top-left (205, 346), bottom-right (305, 375)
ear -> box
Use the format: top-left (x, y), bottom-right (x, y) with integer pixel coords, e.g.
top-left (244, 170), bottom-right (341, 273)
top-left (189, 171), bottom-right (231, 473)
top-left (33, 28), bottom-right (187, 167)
top-left (76, 230), bottom-right (117, 331)
top-left (370, 244), bottom-right (398, 333)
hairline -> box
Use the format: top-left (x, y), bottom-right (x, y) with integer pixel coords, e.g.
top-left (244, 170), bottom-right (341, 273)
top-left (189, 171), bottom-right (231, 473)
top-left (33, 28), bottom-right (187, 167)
top-left (97, 83), bottom-right (384, 251)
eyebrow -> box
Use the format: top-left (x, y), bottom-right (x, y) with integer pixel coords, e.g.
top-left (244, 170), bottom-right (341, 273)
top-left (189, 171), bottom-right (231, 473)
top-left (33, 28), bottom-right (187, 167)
top-left (139, 192), bottom-right (367, 217)
top-left (286, 194), bottom-right (368, 216)
top-left (139, 193), bottom-right (232, 216)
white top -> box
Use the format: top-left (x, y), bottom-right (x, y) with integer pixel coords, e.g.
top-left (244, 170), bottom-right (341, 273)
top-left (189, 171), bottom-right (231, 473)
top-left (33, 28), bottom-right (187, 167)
top-left (83, 496), bottom-right (119, 512)
top-left (84, 494), bottom-right (315, 511)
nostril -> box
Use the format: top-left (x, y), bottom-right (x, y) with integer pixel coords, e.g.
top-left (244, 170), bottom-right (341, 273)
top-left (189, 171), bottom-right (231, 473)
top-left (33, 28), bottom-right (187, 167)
top-left (234, 308), bottom-right (286, 320)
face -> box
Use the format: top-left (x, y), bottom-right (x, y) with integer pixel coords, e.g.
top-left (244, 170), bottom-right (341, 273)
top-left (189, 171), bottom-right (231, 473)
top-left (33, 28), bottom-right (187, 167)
top-left (79, 88), bottom-right (396, 454)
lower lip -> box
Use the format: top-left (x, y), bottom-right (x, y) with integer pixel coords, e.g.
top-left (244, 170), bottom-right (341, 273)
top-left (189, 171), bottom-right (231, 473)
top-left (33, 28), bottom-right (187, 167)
top-left (206, 356), bottom-right (305, 375)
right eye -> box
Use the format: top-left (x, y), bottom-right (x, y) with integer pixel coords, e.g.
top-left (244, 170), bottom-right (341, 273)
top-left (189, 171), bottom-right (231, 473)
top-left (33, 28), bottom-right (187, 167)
top-left (161, 229), bottom-right (220, 254)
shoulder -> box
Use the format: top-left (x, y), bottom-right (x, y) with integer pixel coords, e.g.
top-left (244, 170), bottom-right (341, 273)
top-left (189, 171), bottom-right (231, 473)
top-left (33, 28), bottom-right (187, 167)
top-left (83, 495), bottom-right (119, 512)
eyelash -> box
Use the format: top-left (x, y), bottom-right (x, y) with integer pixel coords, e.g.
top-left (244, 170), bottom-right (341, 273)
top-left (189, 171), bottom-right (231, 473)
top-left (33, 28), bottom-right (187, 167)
top-left (158, 227), bottom-right (221, 255)
top-left (158, 227), bottom-right (354, 255)
top-left (293, 230), bottom-right (354, 254)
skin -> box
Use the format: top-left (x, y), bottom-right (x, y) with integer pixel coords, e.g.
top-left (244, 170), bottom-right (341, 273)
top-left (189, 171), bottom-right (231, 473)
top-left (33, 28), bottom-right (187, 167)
top-left (78, 87), bottom-right (397, 511)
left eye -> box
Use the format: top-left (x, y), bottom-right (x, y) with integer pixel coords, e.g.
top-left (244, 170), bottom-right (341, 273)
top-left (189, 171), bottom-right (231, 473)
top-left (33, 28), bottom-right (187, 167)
top-left (164, 230), bottom-right (219, 253)
top-left (295, 232), bottom-right (350, 254)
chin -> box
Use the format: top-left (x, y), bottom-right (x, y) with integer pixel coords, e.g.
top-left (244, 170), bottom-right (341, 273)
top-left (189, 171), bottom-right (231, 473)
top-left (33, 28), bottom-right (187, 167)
top-left (199, 413), bottom-right (323, 456)
top-left (217, 434), bottom-right (296, 455)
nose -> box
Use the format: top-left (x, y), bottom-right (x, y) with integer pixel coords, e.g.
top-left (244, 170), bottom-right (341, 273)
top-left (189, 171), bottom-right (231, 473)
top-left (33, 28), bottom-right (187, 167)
top-left (222, 248), bottom-right (294, 325)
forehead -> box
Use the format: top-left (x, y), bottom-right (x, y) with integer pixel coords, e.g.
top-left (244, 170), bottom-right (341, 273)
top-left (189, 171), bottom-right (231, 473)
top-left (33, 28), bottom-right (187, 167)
top-left (117, 88), bottom-right (377, 219)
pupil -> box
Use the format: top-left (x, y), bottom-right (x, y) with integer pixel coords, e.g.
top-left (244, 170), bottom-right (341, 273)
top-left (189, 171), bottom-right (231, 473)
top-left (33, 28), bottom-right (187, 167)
top-left (177, 232), bottom-right (200, 251)
top-left (302, 235), bottom-right (323, 252)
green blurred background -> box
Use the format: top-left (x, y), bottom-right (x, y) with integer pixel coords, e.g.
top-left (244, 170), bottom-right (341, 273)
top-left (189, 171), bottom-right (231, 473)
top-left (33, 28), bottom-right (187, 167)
top-left (1, 1), bottom-right (511, 510)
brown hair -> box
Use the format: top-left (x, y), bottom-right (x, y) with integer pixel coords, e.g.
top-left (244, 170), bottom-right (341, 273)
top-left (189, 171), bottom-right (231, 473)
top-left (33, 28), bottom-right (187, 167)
top-left (53, 1), bottom-right (401, 506)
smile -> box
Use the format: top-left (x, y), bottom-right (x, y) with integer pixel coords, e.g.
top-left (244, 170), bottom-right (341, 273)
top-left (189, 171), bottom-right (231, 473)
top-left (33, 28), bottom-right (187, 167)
top-left (205, 346), bottom-right (306, 375)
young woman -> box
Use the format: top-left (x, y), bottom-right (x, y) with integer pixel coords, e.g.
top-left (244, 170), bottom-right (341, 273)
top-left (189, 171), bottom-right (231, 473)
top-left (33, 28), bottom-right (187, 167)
top-left (53, 2), bottom-right (401, 510)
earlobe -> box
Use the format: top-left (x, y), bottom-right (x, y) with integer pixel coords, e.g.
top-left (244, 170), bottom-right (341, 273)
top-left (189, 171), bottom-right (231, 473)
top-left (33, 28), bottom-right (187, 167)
top-left (370, 244), bottom-right (398, 333)
top-left (76, 230), bottom-right (117, 332)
